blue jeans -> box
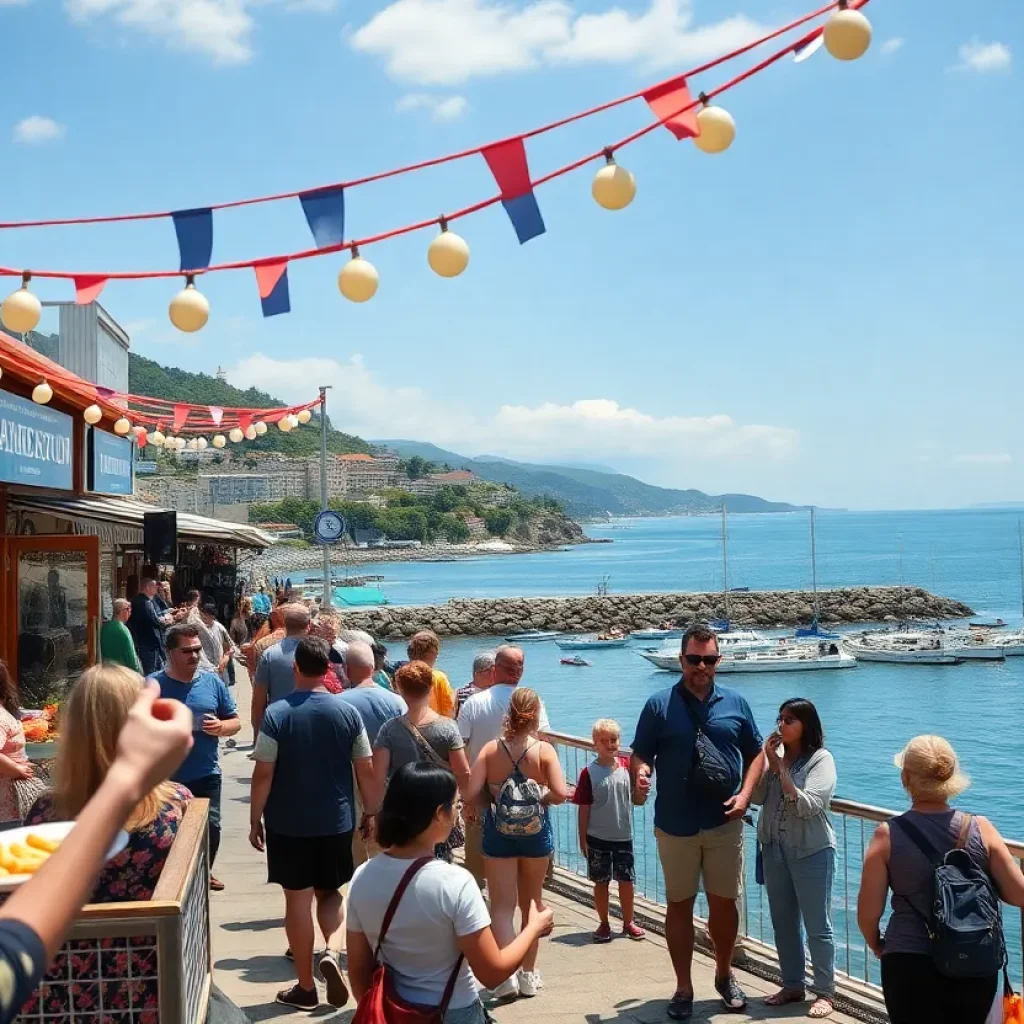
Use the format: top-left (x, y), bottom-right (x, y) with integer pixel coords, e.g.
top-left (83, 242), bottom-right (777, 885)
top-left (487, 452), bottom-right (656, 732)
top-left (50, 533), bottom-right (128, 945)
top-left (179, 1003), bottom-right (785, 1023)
top-left (762, 844), bottom-right (835, 997)
top-left (182, 773), bottom-right (222, 868)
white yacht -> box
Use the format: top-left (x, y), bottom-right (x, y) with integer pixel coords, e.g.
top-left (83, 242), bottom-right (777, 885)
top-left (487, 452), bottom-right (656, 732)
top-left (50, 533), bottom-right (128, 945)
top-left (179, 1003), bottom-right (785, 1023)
top-left (716, 643), bottom-right (856, 674)
top-left (843, 632), bottom-right (961, 665)
top-left (630, 628), bottom-right (684, 641)
top-left (941, 631), bottom-right (1006, 661)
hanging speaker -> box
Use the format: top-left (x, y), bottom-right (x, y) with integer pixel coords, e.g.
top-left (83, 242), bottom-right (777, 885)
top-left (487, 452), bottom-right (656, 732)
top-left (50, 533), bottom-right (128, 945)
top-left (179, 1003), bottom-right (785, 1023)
top-left (144, 511), bottom-right (177, 564)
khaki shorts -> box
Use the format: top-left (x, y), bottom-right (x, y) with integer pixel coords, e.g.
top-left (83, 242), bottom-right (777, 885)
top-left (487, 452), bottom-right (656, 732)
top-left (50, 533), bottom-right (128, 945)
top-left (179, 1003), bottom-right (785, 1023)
top-left (655, 820), bottom-right (744, 903)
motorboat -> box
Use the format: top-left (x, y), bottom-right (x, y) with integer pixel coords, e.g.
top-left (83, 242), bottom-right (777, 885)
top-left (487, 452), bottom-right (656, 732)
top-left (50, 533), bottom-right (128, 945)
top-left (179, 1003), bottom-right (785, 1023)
top-left (716, 643), bottom-right (856, 673)
top-left (556, 636), bottom-right (629, 651)
top-left (970, 618), bottom-right (1007, 629)
top-left (560, 656), bottom-right (591, 666)
top-left (630, 628), bottom-right (683, 641)
top-left (843, 633), bottom-right (961, 665)
top-left (939, 631), bottom-right (1005, 661)
top-left (638, 630), bottom-right (777, 670)
top-left (504, 630), bottom-right (561, 643)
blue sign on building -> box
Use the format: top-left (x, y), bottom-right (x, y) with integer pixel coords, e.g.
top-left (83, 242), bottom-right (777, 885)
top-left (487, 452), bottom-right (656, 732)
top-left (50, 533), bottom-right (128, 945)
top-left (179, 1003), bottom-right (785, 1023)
top-left (89, 428), bottom-right (134, 495)
top-left (0, 389), bottom-right (74, 490)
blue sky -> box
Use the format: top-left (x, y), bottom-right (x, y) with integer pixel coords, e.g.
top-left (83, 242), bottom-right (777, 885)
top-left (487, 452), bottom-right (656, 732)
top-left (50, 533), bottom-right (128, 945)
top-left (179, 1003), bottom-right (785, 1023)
top-left (1, 0), bottom-right (1020, 510)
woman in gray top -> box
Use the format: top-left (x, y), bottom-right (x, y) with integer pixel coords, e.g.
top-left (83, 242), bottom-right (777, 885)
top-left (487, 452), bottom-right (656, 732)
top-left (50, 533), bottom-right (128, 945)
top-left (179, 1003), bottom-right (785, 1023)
top-left (751, 698), bottom-right (836, 1018)
top-left (373, 661), bottom-right (471, 862)
top-left (858, 735), bottom-right (1024, 1024)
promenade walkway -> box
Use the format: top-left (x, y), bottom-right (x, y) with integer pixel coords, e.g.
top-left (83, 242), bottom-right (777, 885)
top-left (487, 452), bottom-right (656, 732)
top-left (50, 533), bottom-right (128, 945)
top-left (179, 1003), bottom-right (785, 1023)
top-left (210, 672), bottom-right (862, 1024)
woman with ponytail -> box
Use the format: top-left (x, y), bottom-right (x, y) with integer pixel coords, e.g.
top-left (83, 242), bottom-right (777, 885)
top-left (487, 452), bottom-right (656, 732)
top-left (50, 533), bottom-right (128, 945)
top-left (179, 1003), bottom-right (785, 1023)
top-left (464, 688), bottom-right (566, 1001)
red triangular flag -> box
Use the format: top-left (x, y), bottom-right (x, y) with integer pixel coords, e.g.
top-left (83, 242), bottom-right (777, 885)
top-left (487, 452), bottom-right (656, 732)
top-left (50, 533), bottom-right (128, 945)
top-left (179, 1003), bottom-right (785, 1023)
top-left (209, 406), bottom-right (224, 427)
top-left (643, 76), bottom-right (699, 140)
top-left (238, 412), bottom-right (253, 431)
top-left (74, 276), bottom-right (107, 305)
top-left (172, 404), bottom-right (189, 432)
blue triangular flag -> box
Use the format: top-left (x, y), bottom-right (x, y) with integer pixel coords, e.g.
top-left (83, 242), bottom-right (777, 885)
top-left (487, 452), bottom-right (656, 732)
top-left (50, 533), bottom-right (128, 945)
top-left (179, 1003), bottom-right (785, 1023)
top-left (299, 186), bottom-right (345, 249)
top-left (172, 208), bottom-right (213, 271)
top-left (501, 193), bottom-right (545, 245)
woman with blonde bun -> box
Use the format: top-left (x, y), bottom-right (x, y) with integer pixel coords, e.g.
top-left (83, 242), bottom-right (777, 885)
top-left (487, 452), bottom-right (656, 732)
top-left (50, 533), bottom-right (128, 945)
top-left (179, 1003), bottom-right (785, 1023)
top-left (858, 735), bottom-right (1024, 1024)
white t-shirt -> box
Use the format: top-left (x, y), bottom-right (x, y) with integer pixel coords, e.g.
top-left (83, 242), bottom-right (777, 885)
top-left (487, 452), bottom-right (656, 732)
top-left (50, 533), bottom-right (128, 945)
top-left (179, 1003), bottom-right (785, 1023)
top-left (347, 855), bottom-right (491, 1009)
top-left (458, 684), bottom-right (551, 765)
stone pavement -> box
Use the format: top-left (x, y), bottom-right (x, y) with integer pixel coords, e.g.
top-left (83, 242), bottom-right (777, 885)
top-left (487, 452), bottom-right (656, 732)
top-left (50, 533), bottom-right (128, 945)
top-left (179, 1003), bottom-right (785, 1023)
top-left (209, 670), bottom-right (863, 1024)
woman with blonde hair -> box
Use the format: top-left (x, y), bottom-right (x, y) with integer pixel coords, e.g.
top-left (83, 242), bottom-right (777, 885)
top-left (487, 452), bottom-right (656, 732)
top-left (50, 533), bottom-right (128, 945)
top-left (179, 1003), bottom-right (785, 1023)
top-left (465, 688), bottom-right (567, 1001)
top-left (26, 664), bottom-right (191, 903)
top-left (858, 735), bottom-right (1024, 1024)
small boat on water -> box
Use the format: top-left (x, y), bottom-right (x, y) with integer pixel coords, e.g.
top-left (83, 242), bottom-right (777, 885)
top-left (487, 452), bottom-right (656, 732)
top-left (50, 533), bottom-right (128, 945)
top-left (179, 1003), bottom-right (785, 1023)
top-left (555, 636), bottom-right (629, 651)
top-left (843, 633), bottom-right (960, 665)
top-left (970, 618), bottom-right (1007, 629)
top-left (505, 630), bottom-right (561, 643)
top-left (940, 631), bottom-right (1005, 661)
top-left (716, 643), bottom-right (856, 674)
top-left (560, 656), bottom-right (591, 666)
top-left (630, 628), bottom-right (683, 641)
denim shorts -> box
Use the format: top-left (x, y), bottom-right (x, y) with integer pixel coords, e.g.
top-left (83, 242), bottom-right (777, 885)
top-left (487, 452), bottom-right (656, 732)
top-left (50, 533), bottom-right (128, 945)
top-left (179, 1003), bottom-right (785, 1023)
top-left (482, 809), bottom-right (553, 859)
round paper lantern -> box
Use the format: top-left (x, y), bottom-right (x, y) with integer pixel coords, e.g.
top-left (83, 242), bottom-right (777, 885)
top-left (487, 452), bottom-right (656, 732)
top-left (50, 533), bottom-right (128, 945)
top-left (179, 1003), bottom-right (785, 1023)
top-left (255, 421), bottom-right (267, 436)
top-left (1, 283), bottom-right (42, 334)
top-left (823, 6), bottom-right (871, 60)
top-left (32, 381), bottom-right (53, 405)
top-left (693, 105), bottom-right (736, 154)
top-left (114, 417), bottom-right (132, 435)
top-left (244, 425), bottom-right (257, 440)
top-left (186, 438), bottom-right (198, 451)
top-left (83, 404), bottom-right (103, 425)
top-left (150, 430), bottom-right (165, 447)
top-left (212, 434), bottom-right (226, 449)
top-left (168, 279), bottom-right (209, 333)
top-left (428, 228), bottom-right (470, 278)
top-left (297, 409), bottom-right (312, 425)
top-left (592, 159), bottom-right (636, 211)
top-left (229, 427), bottom-right (244, 443)
top-left (287, 414), bottom-right (300, 429)
top-left (196, 436), bottom-right (208, 450)
top-left (278, 417), bottom-right (292, 433)
top-left (338, 254), bottom-right (379, 303)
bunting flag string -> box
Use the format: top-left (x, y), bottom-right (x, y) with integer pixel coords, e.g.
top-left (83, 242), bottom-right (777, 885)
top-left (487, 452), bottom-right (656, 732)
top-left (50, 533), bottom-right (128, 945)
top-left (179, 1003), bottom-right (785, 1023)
top-left (0, 0), bottom-right (874, 337)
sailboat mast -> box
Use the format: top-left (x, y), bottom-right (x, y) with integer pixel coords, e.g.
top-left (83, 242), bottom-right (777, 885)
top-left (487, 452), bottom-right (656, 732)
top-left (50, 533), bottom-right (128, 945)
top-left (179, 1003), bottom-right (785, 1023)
top-left (810, 507), bottom-right (819, 622)
top-left (1017, 519), bottom-right (1023, 621)
top-left (722, 503), bottom-right (729, 623)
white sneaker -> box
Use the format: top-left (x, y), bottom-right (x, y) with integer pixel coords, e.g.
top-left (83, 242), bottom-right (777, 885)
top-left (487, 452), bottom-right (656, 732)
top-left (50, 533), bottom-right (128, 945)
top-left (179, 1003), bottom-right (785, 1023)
top-left (490, 976), bottom-right (519, 1001)
top-left (516, 970), bottom-right (542, 997)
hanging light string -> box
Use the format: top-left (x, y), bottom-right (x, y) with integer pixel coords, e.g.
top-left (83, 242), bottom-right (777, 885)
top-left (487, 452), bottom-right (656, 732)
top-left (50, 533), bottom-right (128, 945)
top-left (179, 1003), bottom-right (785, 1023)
top-left (0, 0), bottom-right (843, 234)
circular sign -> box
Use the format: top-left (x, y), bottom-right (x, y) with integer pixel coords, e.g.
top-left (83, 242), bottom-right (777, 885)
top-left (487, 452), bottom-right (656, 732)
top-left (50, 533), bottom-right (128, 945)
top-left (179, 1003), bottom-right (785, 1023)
top-left (313, 510), bottom-right (346, 545)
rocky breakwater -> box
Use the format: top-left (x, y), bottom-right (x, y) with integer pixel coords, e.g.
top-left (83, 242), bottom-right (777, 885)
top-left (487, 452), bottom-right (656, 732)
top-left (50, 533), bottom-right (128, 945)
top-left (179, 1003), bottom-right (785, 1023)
top-left (334, 586), bottom-right (974, 639)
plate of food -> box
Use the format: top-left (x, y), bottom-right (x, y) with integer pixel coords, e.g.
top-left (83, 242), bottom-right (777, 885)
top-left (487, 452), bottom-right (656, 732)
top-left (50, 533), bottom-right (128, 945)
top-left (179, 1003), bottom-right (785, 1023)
top-left (0, 822), bottom-right (129, 891)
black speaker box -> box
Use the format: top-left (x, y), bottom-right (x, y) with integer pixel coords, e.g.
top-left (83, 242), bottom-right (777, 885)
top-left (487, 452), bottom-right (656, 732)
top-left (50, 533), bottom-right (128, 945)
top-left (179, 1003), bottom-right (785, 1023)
top-left (144, 511), bottom-right (177, 565)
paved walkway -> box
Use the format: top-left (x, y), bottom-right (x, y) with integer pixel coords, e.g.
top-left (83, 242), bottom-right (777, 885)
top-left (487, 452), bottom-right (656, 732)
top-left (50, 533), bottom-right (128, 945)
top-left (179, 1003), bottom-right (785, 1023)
top-left (210, 672), bottom-right (863, 1024)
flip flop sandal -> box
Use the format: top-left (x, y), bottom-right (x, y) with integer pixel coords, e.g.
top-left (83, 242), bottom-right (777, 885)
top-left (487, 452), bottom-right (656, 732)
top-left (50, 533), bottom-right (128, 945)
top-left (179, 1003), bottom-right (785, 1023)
top-left (667, 991), bottom-right (694, 1020)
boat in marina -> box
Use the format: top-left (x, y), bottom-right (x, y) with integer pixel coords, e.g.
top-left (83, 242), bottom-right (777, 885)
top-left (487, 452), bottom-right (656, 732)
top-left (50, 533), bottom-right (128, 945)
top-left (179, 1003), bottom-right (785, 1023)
top-left (560, 655), bottom-right (591, 666)
top-left (970, 618), bottom-right (1007, 629)
top-left (630, 628), bottom-right (683, 641)
top-left (843, 633), bottom-right (961, 665)
top-left (939, 631), bottom-right (1006, 660)
top-left (556, 636), bottom-right (629, 651)
top-left (716, 643), bottom-right (856, 673)
top-left (505, 630), bottom-right (561, 643)
top-left (794, 509), bottom-right (842, 641)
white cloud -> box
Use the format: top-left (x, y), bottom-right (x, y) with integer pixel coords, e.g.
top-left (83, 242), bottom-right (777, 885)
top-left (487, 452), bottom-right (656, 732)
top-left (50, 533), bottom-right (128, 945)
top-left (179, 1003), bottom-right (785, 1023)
top-left (396, 93), bottom-right (470, 120)
top-left (225, 353), bottom-right (798, 464)
top-left (954, 39), bottom-right (1011, 73)
top-left (13, 116), bottom-right (65, 144)
top-left (349, 0), bottom-right (768, 85)
top-left (954, 453), bottom-right (1012, 465)
top-left (880, 37), bottom-right (903, 56)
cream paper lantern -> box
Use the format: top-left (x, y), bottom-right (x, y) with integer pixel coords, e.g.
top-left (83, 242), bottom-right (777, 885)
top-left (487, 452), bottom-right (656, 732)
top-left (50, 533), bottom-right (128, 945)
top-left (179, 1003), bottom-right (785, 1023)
top-left (229, 427), bottom-right (244, 443)
top-left (168, 278), bottom-right (209, 333)
top-left (255, 421), bottom-right (268, 436)
top-left (32, 381), bottom-right (53, 405)
top-left (278, 417), bottom-right (292, 433)
top-left (212, 434), bottom-right (227, 449)
top-left (83, 404), bottom-right (103, 425)
top-left (338, 251), bottom-right (379, 303)
top-left (150, 430), bottom-right (165, 447)
top-left (287, 414), bottom-right (300, 429)
top-left (244, 425), bottom-right (257, 440)
top-left (186, 439), bottom-right (198, 451)
top-left (823, 4), bottom-right (872, 61)
top-left (1, 279), bottom-right (42, 334)
top-left (196, 436), bottom-right (208, 450)
top-left (114, 417), bottom-right (132, 435)
top-left (427, 225), bottom-right (470, 278)
top-left (297, 409), bottom-right (312, 425)
top-left (693, 104), bottom-right (736, 155)
top-left (591, 156), bottom-right (636, 211)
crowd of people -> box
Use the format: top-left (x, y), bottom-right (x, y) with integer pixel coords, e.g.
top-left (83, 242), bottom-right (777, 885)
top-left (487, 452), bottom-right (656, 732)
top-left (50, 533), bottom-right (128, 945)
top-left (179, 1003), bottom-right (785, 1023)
top-left (0, 590), bottom-right (1019, 1024)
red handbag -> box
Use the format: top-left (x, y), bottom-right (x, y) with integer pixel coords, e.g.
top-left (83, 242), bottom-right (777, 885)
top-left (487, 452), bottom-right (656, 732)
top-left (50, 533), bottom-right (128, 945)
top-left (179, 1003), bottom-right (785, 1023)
top-left (352, 857), bottom-right (464, 1024)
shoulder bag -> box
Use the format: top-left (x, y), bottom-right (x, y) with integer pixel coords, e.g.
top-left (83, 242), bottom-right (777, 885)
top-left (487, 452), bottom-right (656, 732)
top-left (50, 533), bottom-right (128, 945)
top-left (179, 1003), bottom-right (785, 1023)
top-left (680, 693), bottom-right (739, 804)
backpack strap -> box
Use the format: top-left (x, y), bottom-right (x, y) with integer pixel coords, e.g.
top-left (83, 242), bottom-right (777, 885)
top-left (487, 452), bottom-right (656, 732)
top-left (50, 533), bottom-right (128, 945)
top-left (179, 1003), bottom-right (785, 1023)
top-left (500, 739), bottom-right (532, 771)
top-left (955, 812), bottom-right (973, 850)
top-left (373, 857), bottom-right (433, 960)
top-left (891, 815), bottom-right (945, 868)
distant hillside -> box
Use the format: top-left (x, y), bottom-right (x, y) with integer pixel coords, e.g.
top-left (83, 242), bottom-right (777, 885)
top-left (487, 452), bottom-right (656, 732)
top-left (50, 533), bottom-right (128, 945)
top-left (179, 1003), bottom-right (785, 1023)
top-left (128, 354), bottom-right (372, 456)
top-left (372, 441), bottom-right (801, 517)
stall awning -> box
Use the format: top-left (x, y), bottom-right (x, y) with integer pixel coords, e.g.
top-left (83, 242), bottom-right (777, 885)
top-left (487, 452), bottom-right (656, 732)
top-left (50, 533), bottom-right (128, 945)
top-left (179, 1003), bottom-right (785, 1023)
top-left (9, 494), bottom-right (275, 550)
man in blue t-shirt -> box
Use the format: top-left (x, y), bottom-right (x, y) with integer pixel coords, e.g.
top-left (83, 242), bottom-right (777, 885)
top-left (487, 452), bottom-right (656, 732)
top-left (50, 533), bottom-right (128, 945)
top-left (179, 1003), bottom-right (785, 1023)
top-left (152, 622), bottom-right (240, 892)
top-left (630, 623), bottom-right (764, 1019)
top-left (249, 636), bottom-right (377, 1011)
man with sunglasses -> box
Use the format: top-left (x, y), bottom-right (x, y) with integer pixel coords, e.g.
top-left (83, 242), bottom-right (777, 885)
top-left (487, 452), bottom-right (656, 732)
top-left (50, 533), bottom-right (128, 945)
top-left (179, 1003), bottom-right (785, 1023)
top-left (152, 623), bottom-right (241, 891)
top-left (630, 623), bottom-right (764, 1019)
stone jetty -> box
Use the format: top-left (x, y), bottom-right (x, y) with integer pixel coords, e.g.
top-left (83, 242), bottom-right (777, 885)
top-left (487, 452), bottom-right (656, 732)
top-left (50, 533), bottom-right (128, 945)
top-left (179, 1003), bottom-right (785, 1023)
top-left (330, 586), bottom-right (973, 639)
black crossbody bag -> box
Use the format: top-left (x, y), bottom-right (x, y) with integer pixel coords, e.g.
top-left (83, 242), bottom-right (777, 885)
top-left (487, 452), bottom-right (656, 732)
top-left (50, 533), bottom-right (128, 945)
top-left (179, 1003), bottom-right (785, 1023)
top-left (680, 692), bottom-right (738, 804)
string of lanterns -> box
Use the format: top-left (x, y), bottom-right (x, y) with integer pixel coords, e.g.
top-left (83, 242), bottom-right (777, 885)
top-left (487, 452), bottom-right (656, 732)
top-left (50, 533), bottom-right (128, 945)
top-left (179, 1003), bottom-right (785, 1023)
top-left (0, 0), bottom-right (871, 339)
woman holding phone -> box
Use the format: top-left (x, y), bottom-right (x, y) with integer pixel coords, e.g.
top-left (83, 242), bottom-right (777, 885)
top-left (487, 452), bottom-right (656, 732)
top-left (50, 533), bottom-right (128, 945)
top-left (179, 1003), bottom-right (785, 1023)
top-left (751, 698), bottom-right (837, 1018)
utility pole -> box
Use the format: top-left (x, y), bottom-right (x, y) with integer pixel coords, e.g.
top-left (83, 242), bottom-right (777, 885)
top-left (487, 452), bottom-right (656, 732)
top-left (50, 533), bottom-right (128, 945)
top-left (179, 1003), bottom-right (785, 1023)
top-left (319, 385), bottom-right (332, 609)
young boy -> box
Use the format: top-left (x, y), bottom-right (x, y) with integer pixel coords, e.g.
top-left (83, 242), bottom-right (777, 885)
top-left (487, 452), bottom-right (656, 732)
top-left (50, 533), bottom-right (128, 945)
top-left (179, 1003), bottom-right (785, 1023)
top-left (573, 718), bottom-right (646, 942)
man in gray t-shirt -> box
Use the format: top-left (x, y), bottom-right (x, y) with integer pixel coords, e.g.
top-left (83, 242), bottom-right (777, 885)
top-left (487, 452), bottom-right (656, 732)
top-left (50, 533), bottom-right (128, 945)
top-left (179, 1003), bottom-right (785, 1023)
top-left (252, 606), bottom-right (310, 734)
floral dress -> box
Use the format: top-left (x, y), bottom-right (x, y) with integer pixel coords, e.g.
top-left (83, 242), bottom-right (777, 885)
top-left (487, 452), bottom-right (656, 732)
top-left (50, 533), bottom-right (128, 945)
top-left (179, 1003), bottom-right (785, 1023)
top-left (15, 785), bottom-right (192, 1021)
top-left (0, 708), bottom-right (28, 824)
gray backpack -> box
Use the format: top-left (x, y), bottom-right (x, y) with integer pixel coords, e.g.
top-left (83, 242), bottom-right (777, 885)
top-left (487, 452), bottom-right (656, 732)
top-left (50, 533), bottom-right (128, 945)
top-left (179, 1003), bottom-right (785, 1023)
top-left (493, 740), bottom-right (545, 837)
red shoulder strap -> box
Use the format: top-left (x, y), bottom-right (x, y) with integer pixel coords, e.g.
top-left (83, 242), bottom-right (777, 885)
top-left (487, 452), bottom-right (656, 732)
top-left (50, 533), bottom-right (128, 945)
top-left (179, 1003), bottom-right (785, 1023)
top-left (374, 857), bottom-right (432, 959)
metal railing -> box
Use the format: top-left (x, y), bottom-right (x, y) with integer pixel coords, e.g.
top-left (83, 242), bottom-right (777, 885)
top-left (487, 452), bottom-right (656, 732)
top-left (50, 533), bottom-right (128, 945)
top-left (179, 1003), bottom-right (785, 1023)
top-left (546, 730), bottom-right (1024, 994)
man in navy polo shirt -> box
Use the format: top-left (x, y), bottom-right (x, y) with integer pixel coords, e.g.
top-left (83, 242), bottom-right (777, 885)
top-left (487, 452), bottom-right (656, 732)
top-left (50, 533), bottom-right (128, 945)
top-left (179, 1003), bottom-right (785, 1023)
top-left (630, 623), bottom-right (764, 1019)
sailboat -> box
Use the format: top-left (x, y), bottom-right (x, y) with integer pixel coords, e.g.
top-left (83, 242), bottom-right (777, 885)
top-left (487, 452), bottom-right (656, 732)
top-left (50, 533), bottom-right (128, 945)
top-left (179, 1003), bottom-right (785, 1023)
top-left (979, 521), bottom-right (1024, 657)
top-left (709, 504), bottom-right (733, 632)
top-left (795, 508), bottom-right (840, 640)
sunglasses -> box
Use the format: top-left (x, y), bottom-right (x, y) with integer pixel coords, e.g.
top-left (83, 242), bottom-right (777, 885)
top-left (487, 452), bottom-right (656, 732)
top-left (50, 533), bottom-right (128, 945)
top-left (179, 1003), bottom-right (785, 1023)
top-left (684, 654), bottom-right (721, 667)
top-left (179, 646), bottom-right (203, 657)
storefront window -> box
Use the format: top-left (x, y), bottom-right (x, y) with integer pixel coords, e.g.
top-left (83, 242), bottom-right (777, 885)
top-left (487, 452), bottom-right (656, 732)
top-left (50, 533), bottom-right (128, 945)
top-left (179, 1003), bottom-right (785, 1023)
top-left (16, 549), bottom-right (90, 707)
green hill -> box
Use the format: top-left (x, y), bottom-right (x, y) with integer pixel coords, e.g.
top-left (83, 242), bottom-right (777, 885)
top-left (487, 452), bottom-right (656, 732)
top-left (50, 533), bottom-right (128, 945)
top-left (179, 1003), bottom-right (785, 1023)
top-left (373, 440), bottom-right (801, 518)
top-left (128, 354), bottom-right (372, 456)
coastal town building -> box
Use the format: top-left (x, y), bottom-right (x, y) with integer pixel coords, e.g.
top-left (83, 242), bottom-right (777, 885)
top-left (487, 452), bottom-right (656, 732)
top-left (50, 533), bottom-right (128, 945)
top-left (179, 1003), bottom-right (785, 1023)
top-left (404, 469), bottom-right (477, 495)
